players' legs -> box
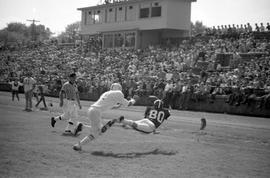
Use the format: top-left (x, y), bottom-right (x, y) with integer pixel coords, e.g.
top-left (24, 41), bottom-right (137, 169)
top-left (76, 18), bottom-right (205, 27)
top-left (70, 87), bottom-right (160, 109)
top-left (63, 102), bottom-right (75, 132)
top-left (64, 114), bottom-right (73, 132)
top-left (28, 91), bottom-right (33, 110)
top-left (75, 107), bottom-right (102, 149)
top-left (15, 91), bottom-right (19, 101)
top-left (135, 119), bottom-right (156, 133)
top-left (24, 91), bottom-right (30, 110)
top-left (42, 95), bottom-right (47, 108)
top-left (121, 118), bottom-right (155, 133)
top-left (51, 102), bottom-right (71, 131)
top-left (12, 90), bottom-right (15, 101)
top-left (66, 102), bottom-right (79, 132)
top-left (53, 106), bottom-right (67, 121)
top-left (24, 92), bottom-right (28, 109)
top-left (35, 97), bottom-right (42, 107)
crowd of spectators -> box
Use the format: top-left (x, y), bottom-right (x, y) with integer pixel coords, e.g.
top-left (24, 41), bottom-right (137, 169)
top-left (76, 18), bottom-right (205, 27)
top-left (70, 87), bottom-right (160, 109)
top-left (1, 22), bottom-right (270, 111)
top-left (202, 22), bottom-right (270, 39)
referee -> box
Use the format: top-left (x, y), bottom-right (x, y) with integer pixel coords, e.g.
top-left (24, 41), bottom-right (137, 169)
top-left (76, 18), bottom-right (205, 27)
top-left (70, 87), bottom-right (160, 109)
top-left (51, 73), bottom-right (82, 134)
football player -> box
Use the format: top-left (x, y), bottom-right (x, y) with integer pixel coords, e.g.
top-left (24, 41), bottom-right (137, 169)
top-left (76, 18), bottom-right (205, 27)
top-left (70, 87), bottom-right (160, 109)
top-left (118, 99), bottom-right (171, 134)
top-left (73, 83), bottom-right (136, 151)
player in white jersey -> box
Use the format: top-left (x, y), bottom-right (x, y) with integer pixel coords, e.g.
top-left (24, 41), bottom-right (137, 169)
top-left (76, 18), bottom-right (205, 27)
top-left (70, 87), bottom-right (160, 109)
top-left (72, 83), bottom-right (136, 151)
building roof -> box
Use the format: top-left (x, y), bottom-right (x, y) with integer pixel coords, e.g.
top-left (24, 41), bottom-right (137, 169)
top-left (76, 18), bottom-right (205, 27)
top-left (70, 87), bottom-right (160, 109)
top-left (77, 0), bottom-right (196, 11)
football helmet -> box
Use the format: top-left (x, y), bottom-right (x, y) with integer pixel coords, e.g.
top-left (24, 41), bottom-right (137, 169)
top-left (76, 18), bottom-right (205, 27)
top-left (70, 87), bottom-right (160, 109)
top-left (153, 99), bottom-right (163, 109)
top-left (110, 83), bottom-right (122, 91)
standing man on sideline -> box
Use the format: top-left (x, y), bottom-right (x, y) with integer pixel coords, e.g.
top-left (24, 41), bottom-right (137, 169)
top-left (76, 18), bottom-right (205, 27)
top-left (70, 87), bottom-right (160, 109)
top-left (50, 73), bottom-right (82, 135)
top-left (9, 78), bottom-right (23, 101)
top-left (23, 73), bottom-right (36, 111)
top-left (73, 83), bottom-right (136, 151)
top-left (32, 85), bottom-right (39, 104)
top-left (35, 84), bottom-right (48, 110)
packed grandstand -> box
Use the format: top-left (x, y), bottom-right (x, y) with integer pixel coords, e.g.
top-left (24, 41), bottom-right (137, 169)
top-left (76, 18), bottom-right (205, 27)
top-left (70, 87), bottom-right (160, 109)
top-left (1, 23), bottom-right (270, 114)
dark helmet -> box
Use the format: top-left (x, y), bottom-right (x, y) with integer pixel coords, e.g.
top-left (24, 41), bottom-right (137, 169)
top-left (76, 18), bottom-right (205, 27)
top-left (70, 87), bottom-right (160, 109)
top-left (154, 99), bottom-right (163, 109)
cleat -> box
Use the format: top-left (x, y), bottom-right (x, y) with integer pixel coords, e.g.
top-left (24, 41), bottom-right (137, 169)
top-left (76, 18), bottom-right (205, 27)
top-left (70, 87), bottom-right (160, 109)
top-left (200, 118), bottom-right (207, 130)
top-left (73, 143), bottom-right (82, 151)
top-left (40, 107), bottom-right (48, 111)
top-left (116, 116), bottom-right (124, 123)
top-left (153, 130), bottom-right (160, 134)
top-left (122, 124), bottom-right (129, 129)
top-left (51, 117), bottom-right (56, 127)
top-left (62, 130), bottom-right (73, 136)
top-left (74, 123), bottom-right (83, 136)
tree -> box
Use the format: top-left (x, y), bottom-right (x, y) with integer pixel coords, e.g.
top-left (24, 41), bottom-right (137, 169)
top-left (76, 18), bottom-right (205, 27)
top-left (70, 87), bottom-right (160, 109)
top-left (34, 24), bottom-right (52, 41)
top-left (6, 22), bottom-right (28, 34)
top-left (57, 21), bottom-right (80, 43)
top-left (191, 21), bottom-right (208, 36)
top-left (0, 22), bottom-right (52, 44)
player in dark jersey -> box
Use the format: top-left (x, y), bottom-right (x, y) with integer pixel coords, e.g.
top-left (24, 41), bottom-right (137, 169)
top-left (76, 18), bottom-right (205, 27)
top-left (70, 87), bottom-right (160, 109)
top-left (117, 99), bottom-right (170, 134)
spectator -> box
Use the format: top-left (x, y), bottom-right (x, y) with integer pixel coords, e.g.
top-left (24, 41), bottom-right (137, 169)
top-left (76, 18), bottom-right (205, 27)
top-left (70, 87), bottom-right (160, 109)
top-left (266, 22), bottom-right (270, 31)
top-left (163, 80), bottom-right (174, 108)
top-left (23, 72), bottom-right (36, 111)
top-left (8, 78), bottom-right (23, 101)
top-left (260, 23), bottom-right (265, 32)
top-left (35, 84), bottom-right (48, 110)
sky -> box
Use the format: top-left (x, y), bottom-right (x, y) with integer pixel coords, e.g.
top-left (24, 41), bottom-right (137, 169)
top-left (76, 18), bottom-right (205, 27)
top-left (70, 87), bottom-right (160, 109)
top-left (0, 0), bottom-right (270, 35)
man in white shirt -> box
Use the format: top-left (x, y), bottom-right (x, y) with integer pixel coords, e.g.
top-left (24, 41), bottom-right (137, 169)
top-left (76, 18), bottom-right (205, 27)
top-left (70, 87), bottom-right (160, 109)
top-left (23, 73), bottom-right (36, 111)
top-left (9, 78), bottom-right (23, 101)
top-left (73, 83), bottom-right (136, 151)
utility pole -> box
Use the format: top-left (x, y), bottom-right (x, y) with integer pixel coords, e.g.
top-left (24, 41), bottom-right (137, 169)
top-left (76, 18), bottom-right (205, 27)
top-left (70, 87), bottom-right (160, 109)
top-left (27, 19), bottom-right (40, 41)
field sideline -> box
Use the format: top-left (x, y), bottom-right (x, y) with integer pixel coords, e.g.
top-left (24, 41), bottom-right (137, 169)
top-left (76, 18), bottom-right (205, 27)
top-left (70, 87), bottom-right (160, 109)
top-left (0, 91), bottom-right (270, 178)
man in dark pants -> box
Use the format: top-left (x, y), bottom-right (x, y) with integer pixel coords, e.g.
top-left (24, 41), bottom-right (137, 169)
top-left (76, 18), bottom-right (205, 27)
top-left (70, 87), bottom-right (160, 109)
top-left (23, 72), bottom-right (36, 111)
top-left (179, 81), bottom-right (192, 110)
top-left (35, 85), bottom-right (48, 110)
top-left (9, 78), bottom-right (23, 101)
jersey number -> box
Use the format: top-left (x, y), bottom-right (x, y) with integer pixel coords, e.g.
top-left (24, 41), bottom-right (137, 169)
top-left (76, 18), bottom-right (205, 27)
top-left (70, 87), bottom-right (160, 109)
top-left (149, 110), bottom-right (165, 123)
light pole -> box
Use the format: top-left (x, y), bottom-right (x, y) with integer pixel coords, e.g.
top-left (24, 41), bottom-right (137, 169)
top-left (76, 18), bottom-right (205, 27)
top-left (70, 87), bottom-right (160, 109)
top-left (27, 19), bottom-right (40, 41)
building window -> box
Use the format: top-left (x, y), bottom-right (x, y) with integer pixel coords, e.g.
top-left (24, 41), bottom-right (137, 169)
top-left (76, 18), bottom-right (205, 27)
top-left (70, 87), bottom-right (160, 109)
top-left (91, 10), bottom-right (103, 24)
top-left (109, 8), bottom-right (113, 12)
top-left (93, 12), bottom-right (101, 23)
top-left (104, 34), bottom-right (114, 48)
top-left (119, 7), bottom-right (122, 11)
top-left (88, 11), bottom-right (92, 15)
top-left (151, 6), bottom-right (161, 17)
top-left (125, 32), bottom-right (135, 47)
top-left (114, 33), bottom-right (124, 48)
top-left (140, 8), bottom-right (149, 18)
top-left (85, 11), bottom-right (87, 25)
top-left (129, 6), bottom-right (133, 9)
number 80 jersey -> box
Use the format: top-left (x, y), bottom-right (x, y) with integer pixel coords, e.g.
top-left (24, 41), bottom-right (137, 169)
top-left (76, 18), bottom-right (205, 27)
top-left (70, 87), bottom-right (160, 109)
top-left (144, 107), bottom-right (171, 129)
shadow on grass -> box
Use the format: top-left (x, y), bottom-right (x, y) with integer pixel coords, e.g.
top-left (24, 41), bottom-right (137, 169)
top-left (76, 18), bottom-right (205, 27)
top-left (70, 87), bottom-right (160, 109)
top-left (91, 149), bottom-right (178, 158)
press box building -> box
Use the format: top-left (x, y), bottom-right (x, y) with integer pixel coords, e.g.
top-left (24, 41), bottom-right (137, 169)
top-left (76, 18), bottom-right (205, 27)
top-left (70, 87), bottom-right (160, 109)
top-left (78, 0), bottom-right (196, 49)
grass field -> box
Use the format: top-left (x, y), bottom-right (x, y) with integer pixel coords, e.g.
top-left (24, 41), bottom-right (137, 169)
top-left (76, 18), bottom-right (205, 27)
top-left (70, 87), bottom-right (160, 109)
top-left (0, 91), bottom-right (270, 178)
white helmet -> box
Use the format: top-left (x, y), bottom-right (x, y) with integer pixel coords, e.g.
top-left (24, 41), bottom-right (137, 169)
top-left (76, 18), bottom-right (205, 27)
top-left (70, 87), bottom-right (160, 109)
top-left (110, 83), bottom-right (122, 91)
